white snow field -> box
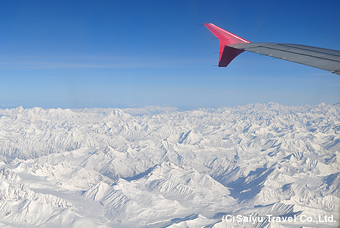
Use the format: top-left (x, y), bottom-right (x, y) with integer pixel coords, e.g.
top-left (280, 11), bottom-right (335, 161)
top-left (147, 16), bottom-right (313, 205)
top-left (0, 103), bottom-right (339, 228)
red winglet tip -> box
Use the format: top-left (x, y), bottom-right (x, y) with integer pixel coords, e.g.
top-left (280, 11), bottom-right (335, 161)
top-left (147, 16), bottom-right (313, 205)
top-left (204, 23), bottom-right (251, 45)
top-left (205, 23), bottom-right (250, 67)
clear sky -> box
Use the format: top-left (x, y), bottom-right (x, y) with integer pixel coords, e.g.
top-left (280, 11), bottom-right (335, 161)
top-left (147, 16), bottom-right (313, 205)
top-left (0, 0), bottom-right (339, 109)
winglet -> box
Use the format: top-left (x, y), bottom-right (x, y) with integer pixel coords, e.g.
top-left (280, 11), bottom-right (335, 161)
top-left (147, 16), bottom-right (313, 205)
top-left (204, 23), bottom-right (251, 67)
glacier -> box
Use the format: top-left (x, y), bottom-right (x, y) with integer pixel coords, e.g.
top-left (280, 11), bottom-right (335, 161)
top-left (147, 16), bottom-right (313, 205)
top-left (0, 103), bottom-right (339, 227)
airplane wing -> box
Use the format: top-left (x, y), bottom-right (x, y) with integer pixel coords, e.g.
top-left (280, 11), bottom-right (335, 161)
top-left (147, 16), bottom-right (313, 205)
top-left (204, 23), bottom-right (340, 75)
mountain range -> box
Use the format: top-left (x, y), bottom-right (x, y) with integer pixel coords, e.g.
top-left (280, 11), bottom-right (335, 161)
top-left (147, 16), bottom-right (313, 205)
top-left (0, 103), bottom-right (339, 227)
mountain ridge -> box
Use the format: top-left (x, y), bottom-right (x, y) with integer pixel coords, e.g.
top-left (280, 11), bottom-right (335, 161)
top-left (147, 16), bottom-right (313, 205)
top-left (0, 103), bottom-right (338, 227)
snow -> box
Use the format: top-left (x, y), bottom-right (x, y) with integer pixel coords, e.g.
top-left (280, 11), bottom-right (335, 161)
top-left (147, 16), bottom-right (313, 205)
top-left (0, 103), bottom-right (339, 227)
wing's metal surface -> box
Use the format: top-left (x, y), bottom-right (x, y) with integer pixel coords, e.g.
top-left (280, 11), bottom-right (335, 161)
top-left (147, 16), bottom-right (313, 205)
top-left (229, 43), bottom-right (340, 75)
top-left (205, 23), bottom-right (340, 75)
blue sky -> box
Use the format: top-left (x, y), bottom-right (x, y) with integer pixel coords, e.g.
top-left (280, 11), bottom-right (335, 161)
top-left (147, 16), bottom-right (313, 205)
top-left (0, 0), bottom-right (339, 109)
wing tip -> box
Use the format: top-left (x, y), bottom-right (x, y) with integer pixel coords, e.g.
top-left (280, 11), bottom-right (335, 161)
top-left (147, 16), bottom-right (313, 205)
top-left (205, 23), bottom-right (249, 67)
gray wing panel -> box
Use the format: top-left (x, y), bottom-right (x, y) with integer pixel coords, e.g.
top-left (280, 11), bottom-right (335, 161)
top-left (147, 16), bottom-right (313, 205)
top-left (229, 43), bottom-right (340, 75)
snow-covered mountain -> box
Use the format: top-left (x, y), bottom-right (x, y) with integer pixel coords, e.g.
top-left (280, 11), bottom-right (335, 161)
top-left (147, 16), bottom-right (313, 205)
top-left (0, 103), bottom-right (339, 227)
